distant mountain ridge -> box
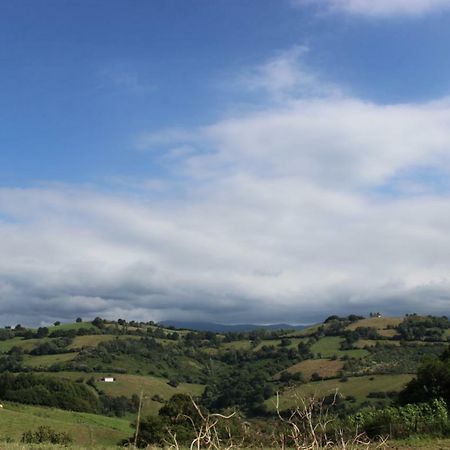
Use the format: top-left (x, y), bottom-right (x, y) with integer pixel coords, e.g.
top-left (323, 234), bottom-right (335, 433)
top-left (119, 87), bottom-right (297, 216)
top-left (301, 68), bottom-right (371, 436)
top-left (158, 320), bottom-right (310, 333)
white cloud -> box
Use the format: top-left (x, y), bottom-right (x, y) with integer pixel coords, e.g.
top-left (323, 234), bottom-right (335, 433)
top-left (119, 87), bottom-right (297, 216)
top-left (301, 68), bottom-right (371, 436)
top-left (3, 50), bottom-right (450, 325)
top-left (295, 0), bottom-right (450, 17)
top-left (237, 46), bottom-right (339, 101)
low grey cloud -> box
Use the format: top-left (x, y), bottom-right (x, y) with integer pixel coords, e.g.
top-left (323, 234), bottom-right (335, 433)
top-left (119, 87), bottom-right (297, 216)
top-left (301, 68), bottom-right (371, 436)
top-left (2, 51), bottom-right (450, 326)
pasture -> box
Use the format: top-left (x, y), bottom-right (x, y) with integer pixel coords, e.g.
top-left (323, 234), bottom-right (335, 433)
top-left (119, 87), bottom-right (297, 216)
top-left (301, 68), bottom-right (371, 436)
top-left (269, 374), bottom-right (414, 411)
top-left (0, 402), bottom-right (131, 446)
top-left (284, 358), bottom-right (344, 380)
top-left (310, 337), bottom-right (369, 358)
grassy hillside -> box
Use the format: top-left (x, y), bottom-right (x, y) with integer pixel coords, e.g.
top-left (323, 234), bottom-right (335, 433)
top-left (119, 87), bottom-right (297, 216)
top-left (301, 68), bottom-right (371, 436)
top-left (269, 374), bottom-right (414, 410)
top-left (0, 403), bottom-right (131, 446)
top-left (23, 352), bottom-right (79, 368)
top-left (42, 371), bottom-right (204, 415)
top-left (345, 316), bottom-right (402, 332)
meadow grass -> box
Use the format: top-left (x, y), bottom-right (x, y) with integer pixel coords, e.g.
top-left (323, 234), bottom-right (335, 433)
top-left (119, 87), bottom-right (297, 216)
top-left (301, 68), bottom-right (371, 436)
top-left (0, 403), bottom-right (132, 447)
top-left (67, 334), bottom-right (141, 350)
top-left (345, 316), bottom-right (410, 339)
top-left (268, 373), bottom-right (414, 411)
top-left (48, 322), bottom-right (96, 331)
top-left (0, 337), bottom-right (49, 354)
top-left (92, 373), bottom-right (204, 415)
top-left (41, 371), bottom-right (205, 416)
top-left (220, 340), bottom-right (252, 351)
top-left (292, 324), bottom-right (322, 337)
top-left (310, 336), bottom-right (369, 358)
top-left (354, 339), bottom-right (401, 348)
top-left (283, 358), bottom-right (344, 379)
top-left (253, 337), bottom-right (308, 351)
top-left (22, 352), bottom-right (78, 368)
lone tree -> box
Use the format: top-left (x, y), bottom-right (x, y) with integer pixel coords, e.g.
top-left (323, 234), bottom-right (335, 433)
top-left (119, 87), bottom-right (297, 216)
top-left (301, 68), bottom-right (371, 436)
top-left (36, 327), bottom-right (49, 338)
top-left (92, 317), bottom-right (105, 329)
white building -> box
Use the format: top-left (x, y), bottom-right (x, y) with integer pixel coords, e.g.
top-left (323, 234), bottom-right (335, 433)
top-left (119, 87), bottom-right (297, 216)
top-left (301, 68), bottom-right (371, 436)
top-left (99, 377), bottom-right (115, 383)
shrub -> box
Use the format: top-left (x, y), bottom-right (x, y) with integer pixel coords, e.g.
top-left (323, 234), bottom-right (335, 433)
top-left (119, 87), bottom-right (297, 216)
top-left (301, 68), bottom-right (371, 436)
top-left (349, 399), bottom-right (449, 439)
top-left (22, 426), bottom-right (72, 445)
top-left (152, 394), bottom-right (165, 403)
top-left (168, 378), bottom-right (179, 388)
top-left (311, 372), bottom-right (323, 381)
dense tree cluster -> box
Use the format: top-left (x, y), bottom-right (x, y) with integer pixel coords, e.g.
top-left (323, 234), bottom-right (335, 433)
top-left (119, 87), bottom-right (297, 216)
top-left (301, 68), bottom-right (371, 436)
top-left (396, 314), bottom-right (450, 341)
top-left (202, 367), bottom-right (273, 414)
top-left (99, 393), bottom-right (140, 417)
top-left (30, 337), bottom-right (73, 356)
top-left (0, 373), bottom-right (100, 412)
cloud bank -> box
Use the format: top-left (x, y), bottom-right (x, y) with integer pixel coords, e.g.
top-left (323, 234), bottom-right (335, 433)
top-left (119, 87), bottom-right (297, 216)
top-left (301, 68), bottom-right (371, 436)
top-left (2, 51), bottom-right (450, 326)
top-left (295, 0), bottom-right (450, 17)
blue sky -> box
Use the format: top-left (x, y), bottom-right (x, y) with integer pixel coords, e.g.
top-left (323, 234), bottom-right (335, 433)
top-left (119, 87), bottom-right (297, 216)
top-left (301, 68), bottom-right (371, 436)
top-left (3, 0), bottom-right (450, 186)
top-left (2, 0), bottom-right (450, 325)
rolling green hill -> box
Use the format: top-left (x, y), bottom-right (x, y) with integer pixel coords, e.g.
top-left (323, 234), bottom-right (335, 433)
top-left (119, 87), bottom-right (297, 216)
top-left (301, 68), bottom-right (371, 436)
top-left (0, 313), bottom-right (449, 448)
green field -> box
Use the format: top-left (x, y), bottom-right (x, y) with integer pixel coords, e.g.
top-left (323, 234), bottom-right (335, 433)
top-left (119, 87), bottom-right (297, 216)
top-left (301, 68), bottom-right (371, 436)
top-left (0, 337), bottom-right (43, 354)
top-left (0, 403), bottom-right (132, 447)
top-left (42, 371), bottom-right (205, 416)
top-left (48, 322), bottom-right (97, 332)
top-left (346, 317), bottom-right (402, 339)
top-left (288, 324), bottom-right (321, 337)
top-left (68, 334), bottom-right (141, 350)
top-left (269, 374), bottom-right (414, 411)
top-left (355, 339), bottom-right (401, 348)
top-left (284, 358), bottom-right (344, 379)
top-left (23, 352), bottom-right (78, 368)
top-left (220, 340), bottom-right (253, 351)
top-left (310, 336), bottom-right (369, 358)
top-left (94, 374), bottom-right (204, 415)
